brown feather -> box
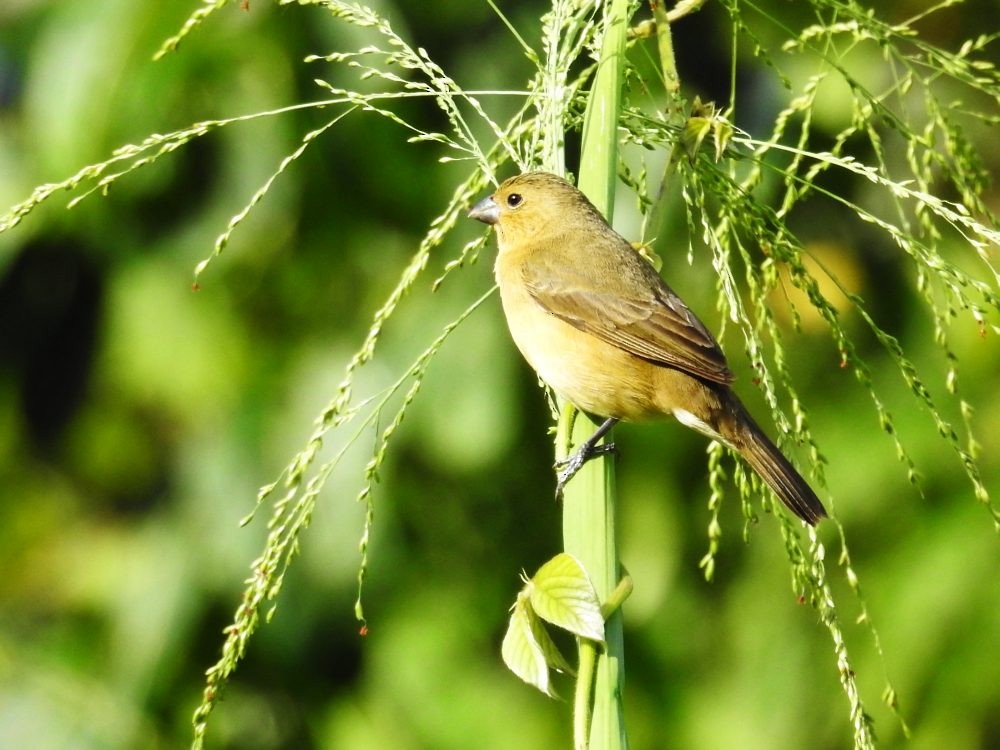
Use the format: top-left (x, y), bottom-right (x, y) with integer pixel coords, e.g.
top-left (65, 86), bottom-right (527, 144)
top-left (522, 244), bottom-right (734, 385)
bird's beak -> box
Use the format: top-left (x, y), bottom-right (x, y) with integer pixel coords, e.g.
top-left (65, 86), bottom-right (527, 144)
top-left (468, 195), bottom-right (500, 225)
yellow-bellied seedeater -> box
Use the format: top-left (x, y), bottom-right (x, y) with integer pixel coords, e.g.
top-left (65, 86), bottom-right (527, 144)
top-left (469, 171), bottom-right (826, 525)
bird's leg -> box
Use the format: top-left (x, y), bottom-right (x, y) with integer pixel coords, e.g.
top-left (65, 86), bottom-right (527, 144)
top-left (555, 417), bottom-right (619, 499)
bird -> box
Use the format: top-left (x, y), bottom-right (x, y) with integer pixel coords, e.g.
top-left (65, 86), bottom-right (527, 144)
top-left (468, 171), bottom-right (826, 525)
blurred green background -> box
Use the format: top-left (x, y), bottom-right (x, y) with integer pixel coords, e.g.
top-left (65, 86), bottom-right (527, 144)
top-left (1, 1), bottom-right (998, 748)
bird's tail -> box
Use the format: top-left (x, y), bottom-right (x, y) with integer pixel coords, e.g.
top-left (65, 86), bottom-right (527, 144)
top-left (727, 400), bottom-right (827, 526)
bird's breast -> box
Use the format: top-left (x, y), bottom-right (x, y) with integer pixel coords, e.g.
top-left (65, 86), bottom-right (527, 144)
top-left (496, 264), bottom-right (661, 420)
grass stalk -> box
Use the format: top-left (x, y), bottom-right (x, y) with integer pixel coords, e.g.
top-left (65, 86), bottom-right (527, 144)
top-left (559, 0), bottom-right (633, 747)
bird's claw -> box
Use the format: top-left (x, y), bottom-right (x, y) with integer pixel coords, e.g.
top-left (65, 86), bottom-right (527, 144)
top-left (554, 442), bottom-right (617, 500)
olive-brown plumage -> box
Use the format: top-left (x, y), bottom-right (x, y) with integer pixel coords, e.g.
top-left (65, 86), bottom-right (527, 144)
top-left (469, 171), bottom-right (826, 525)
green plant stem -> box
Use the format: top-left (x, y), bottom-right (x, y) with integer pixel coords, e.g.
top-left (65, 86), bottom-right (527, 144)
top-left (573, 638), bottom-right (598, 750)
top-left (652, 1), bottom-right (680, 108)
top-left (560, 0), bottom-right (633, 748)
top-left (641, 3), bottom-right (685, 243)
top-left (601, 573), bottom-right (634, 619)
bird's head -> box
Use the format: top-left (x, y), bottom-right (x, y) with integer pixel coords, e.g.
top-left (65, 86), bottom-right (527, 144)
top-left (468, 171), bottom-right (604, 248)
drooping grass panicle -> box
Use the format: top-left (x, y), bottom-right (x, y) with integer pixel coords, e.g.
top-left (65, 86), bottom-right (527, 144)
top-left (616, 8), bottom-right (996, 732)
top-left (800, 523), bottom-right (879, 750)
top-left (684, 140), bottom-right (996, 516)
top-left (299, 0), bottom-right (525, 175)
top-left (154, 0), bottom-right (234, 60)
top-left (0, 101), bottom-right (327, 234)
top-left (698, 439), bottom-right (727, 581)
top-left (622, 0), bottom-right (999, 521)
top-left (833, 518), bottom-right (913, 736)
top-left (190, 281), bottom-right (496, 748)
top-left (182, 9), bottom-right (553, 746)
top-left (195, 112), bottom-right (352, 282)
top-left (531, 0), bottom-right (602, 172)
top-left (743, 139), bottom-right (996, 513)
top-left (677, 156), bottom-right (825, 475)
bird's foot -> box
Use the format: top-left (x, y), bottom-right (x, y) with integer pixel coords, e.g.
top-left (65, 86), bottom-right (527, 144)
top-left (554, 442), bottom-right (618, 500)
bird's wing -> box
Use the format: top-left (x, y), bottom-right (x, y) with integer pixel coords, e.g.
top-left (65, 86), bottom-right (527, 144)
top-left (522, 250), bottom-right (735, 385)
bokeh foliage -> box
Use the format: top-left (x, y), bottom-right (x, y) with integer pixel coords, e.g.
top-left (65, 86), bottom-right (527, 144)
top-left (1, 1), bottom-right (998, 749)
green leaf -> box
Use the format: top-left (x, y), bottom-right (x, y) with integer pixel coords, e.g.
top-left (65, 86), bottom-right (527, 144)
top-left (502, 594), bottom-right (556, 697)
top-left (530, 610), bottom-right (575, 678)
top-left (527, 553), bottom-right (605, 642)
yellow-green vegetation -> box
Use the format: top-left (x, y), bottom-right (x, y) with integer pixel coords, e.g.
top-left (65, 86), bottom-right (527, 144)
top-left (0, 1), bottom-right (997, 749)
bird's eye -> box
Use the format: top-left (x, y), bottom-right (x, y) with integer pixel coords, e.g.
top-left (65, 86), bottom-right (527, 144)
top-left (506, 193), bottom-right (523, 208)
